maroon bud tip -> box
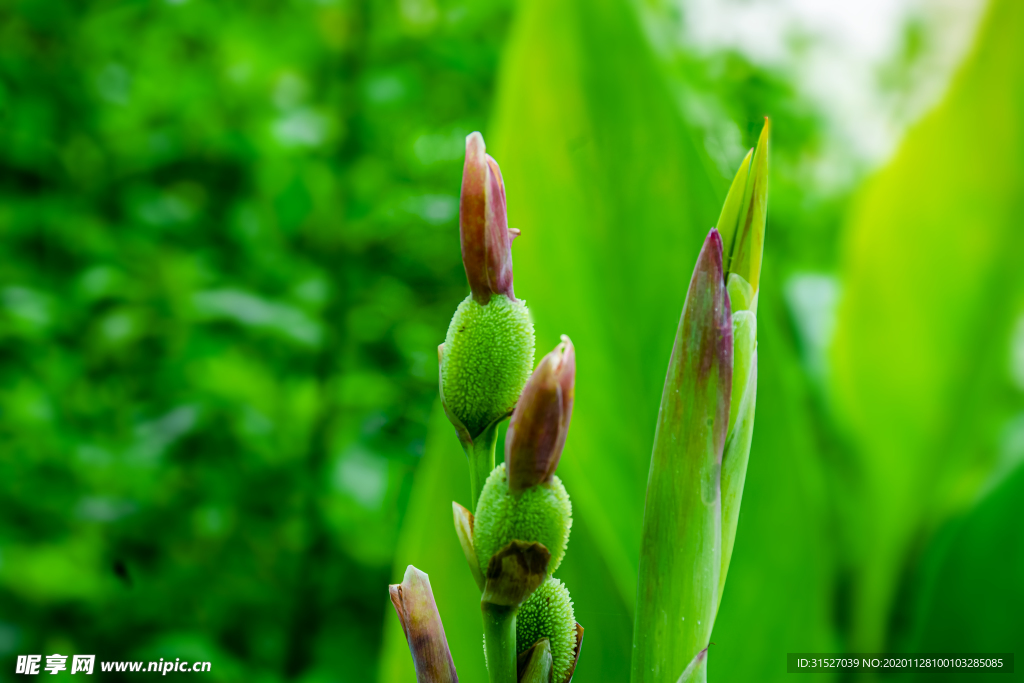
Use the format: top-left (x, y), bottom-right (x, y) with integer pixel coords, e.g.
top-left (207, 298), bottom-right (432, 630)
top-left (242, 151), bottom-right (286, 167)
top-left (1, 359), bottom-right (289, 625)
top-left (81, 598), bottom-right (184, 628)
top-left (506, 335), bottom-right (576, 494)
top-left (460, 132), bottom-right (516, 305)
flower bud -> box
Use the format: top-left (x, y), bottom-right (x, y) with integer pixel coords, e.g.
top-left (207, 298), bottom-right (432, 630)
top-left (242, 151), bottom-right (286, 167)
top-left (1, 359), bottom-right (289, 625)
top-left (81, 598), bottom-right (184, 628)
top-left (461, 132), bottom-right (518, 305)
top-left (389, 566), bottom-right (459, 683)
top-left (506, 335), bottom-right (576, 495)
top-left (474, 463), bottom-right (572, 576)
top-left (516, 579), bottom-right (579, 683)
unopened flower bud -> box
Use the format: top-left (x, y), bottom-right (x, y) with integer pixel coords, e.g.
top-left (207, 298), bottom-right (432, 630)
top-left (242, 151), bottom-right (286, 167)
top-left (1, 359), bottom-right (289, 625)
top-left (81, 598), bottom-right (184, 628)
top-left (506, 335), bottom-right (576, 495)
top-left (460, 132), bottom-right (518, 305)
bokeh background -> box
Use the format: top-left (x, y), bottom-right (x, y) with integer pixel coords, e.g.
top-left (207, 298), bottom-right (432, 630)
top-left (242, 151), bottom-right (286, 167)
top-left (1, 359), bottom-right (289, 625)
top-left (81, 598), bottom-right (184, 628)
top-left (1, 0), bottom-right (1021, 681)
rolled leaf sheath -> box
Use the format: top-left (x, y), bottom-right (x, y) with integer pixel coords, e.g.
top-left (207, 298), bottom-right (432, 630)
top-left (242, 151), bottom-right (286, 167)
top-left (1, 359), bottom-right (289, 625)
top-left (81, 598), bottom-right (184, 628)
top-left (719, 352), bottom-right (756, 604)
top-left (631, 230), bottom-right (732, 683)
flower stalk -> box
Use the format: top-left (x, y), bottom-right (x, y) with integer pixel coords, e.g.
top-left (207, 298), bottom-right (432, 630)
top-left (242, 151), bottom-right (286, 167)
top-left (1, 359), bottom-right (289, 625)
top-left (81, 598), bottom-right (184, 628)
top-left (438, 133), bottom-right (536, 511)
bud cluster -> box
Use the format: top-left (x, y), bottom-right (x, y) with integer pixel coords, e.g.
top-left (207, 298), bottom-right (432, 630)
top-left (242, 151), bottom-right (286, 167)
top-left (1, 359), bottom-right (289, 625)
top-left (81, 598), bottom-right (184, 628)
top-left (473, 337), bottom-right (580, 682)
top-left (392, 121), bottom-right (770, 683)
top-left (394, 132), bottom-right (582, 683)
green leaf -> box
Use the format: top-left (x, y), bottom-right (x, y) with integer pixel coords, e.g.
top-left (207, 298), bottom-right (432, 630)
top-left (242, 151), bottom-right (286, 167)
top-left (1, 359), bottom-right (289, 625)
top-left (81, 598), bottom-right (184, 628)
top-left (719, 121), bottom-right (770, 297)
top-left (831, 0), bottom-right (1024, 651)
top-left (631, 230), bottom-right (732, 683)
top-left (490, 0), bottom-right (724, 618)
top-left (488, 0), bottom-right (838, 677)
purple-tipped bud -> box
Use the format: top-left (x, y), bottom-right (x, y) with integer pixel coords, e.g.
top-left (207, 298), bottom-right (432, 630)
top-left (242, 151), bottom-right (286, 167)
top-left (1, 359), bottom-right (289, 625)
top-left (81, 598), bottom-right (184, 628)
top-left (506, 335), bottom-right (576, 495)
top-left (389, 566), bottom-right (459, 683)
top-left (460, 132), bottom-right (518, 305)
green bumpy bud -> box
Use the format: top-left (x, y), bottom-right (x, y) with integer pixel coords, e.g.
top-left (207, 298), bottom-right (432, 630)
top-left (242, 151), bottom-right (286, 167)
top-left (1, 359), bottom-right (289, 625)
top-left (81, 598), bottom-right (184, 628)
top-left (441, 293), bottom-right (536, 437)
top-left (517, 579), bottom-right (577, 683)
top-left (474, 463), bottom-right (572, 576)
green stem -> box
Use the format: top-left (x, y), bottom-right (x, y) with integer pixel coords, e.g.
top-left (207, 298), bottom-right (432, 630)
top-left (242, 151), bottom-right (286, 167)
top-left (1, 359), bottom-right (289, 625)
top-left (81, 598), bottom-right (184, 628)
top-left (466, 422), bottom-right (499, 512)
top-left (482, 602), bottom-right (517, 683)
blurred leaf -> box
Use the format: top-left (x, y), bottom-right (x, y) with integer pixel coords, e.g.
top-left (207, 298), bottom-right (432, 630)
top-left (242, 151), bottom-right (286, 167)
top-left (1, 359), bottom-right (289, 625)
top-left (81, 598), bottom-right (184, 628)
top-left (0, 0), bottom-right (513, 677)
top-left (899, 461), bottom-right (1024, 682)
top-left (490, 0), bottom-right (839, 679)
top-left (831, 0), bottom-right (1024, 650)
top-left (491, 0), bottom-right (723, 615)
top-left (379, 403), bottom-right (487, 683)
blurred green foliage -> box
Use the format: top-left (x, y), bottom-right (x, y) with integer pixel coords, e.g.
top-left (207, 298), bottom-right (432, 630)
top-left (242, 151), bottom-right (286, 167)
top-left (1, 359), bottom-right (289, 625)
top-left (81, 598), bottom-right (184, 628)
top-left (2, 0), bottom-right (1022, 680)
top-left (383, 0), bottom-right (1024, 681)
top-left (833, 0), bottom-right (1024, 658)
top-left (0, 0), bottom-right (512, 679)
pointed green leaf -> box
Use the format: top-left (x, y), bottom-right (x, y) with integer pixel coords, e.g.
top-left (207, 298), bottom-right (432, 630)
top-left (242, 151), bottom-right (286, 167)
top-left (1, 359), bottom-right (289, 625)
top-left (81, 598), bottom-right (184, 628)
top-left (719, 120), bottom-right (770, 298)
top-left (715, 149), bottom-right (752, 268)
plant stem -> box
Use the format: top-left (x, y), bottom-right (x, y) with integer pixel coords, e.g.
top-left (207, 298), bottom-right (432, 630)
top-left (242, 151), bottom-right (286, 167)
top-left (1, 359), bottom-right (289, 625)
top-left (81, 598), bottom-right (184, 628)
top-left (482, 602), bottom-right (517, 683)
top-left (466, 422), bottom-right (499, 512)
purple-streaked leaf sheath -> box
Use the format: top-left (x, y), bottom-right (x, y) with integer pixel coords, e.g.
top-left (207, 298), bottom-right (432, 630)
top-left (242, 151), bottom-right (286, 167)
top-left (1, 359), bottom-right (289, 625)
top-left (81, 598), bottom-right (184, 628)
top-left (389, 566), bottom-right (459, 683)
top-left (630, 229), bottom-right (733, 683)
